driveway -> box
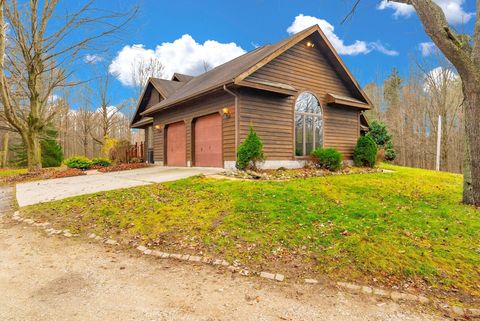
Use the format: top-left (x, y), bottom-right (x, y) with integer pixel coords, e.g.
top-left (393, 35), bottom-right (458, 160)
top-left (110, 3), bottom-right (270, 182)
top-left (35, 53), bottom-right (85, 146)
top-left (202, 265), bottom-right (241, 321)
top-left (16, 166), bottom-right (222, 207)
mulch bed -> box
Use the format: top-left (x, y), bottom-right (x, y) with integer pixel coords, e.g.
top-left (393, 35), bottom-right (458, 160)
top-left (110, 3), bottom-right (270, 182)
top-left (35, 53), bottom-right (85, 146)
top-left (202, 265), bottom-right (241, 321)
top-left (223, 166), bottom-right (384, 180)
top-left (1, 168), bottom-right (86, 184)
top-left (97, 163), bottom-right (148, 173)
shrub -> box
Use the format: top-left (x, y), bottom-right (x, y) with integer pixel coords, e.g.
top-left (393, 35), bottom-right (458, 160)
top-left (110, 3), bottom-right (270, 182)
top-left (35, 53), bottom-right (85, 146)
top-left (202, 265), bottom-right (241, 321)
top-left (236, 127), bottom-right (265, 171)
top-left (353, 136), bottom-right (377, 167)
top-left (384, 141), bottom-right (397, 161)
top-left (64, 156), bottom-right (92, 170)
top-left (311, 147), bottom-right (342, 171)
top-left (366, 120), bottom-right (392, 147)
top-left (129, 157), bottom-right (141, 164)
top-left (91, 157), bottom-right (111, 167)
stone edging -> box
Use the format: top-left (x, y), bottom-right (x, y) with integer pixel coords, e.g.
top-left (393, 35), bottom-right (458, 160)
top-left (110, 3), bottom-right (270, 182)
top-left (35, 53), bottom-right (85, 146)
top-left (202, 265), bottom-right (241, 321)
top-left (10, 210), bottom-right (480, 319)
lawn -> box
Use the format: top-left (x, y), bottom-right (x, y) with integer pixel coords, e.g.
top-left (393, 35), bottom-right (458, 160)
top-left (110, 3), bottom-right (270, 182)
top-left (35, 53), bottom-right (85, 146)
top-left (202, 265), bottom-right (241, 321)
top-left (23, 164), bottom-right (480, 302)
top-left (0, 168), bottom-right (27, 177)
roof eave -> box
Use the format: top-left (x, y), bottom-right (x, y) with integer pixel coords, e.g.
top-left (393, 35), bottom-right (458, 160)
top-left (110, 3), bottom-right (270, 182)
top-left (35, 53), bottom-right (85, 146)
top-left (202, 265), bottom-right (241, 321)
top-left (141, 80), bottom-right (234, 116)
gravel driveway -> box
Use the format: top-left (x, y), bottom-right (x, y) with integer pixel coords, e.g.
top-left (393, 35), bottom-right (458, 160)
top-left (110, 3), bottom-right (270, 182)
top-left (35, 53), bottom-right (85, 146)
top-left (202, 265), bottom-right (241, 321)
top-left (15, 166), bottom-right (222, 207)
top-left (0, 186), bottom-right (445, 321)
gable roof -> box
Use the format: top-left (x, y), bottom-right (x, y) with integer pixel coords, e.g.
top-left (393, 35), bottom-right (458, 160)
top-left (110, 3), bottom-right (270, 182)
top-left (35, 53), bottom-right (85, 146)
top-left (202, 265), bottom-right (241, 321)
top-left (140, 25), bottom-right (371, 117)
top-left (130, 77), bottom-right (187, 127)
top-left (171, 73), bottom-right (194, 82)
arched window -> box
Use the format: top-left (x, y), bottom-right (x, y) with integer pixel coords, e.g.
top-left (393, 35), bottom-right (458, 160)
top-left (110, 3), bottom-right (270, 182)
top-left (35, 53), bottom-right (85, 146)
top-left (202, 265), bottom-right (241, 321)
top-left (295, 92), bottom-right (323, 156)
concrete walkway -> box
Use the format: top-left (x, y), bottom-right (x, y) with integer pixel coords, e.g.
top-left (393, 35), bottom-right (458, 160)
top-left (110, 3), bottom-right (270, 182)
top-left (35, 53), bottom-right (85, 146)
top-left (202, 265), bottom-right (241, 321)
top-left (16, 166), bottom-right (222, 207)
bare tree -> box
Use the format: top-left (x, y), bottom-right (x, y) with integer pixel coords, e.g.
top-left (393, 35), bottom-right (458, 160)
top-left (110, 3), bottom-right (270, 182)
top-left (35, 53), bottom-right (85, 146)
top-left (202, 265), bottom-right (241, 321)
top-left (90, 71), bottom-right (133, 146)
top-left (0, 0), bottom-right (137, 171)
top-left (130, 57), bottom-right (165, 98)
top-left (347, 0), bottom-right (480, 205)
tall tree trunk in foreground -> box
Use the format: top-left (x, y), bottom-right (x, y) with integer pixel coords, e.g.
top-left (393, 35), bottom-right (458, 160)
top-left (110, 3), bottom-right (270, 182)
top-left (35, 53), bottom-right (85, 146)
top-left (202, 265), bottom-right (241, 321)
top-left (462, 82), bottom-right (480, 204)
top-left (387, 0), bottom-right (480, 205)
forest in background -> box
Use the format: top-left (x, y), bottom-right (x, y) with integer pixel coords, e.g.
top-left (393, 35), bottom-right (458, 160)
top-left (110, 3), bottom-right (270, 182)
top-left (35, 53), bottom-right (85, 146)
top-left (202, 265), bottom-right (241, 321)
top-left (364, 53), bottom-right (464, 173)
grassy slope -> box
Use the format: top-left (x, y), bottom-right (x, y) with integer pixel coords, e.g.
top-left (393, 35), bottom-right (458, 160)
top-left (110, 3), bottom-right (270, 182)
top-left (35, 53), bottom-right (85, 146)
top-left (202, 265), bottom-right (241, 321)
top-left (23, 164), bottom-right (480, 300)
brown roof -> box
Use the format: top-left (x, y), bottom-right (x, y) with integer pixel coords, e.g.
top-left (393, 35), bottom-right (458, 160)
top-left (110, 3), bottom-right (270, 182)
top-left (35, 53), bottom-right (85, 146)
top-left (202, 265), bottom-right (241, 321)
top-left (150, 78), bottom-right (186, 98)
top-left (171, 73), bottom-right (194, 82)
top-left (140, 25), bottom-right (371, 117)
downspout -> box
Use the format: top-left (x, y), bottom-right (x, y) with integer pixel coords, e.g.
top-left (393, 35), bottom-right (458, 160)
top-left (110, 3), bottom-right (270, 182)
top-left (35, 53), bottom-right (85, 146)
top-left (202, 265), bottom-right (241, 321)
top-left (223, 84), bottom-right (239, 157)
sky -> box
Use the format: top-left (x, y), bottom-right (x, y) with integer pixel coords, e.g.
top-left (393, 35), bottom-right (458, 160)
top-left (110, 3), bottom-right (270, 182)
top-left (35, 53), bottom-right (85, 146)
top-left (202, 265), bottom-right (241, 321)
top-left (63, 0), bottom-right (477, 109)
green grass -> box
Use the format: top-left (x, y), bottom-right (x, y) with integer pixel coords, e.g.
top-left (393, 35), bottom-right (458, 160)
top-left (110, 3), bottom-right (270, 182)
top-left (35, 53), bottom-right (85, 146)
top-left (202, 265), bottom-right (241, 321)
top-left (0, 168), bottom-right (27, 177)
top-left (23, 164), bottom-right (480, 300)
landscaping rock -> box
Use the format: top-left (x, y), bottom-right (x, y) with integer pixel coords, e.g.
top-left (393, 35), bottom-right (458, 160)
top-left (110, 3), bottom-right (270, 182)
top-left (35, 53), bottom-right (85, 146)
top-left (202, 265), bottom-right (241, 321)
top-left (63, 232), bottom-right (73, 237)
top-left (143, 249), bottom-right (152, 255)
top-left (151, 250), bottom-right (164, 258)
top-left (361, 286), bottom-right (373, 294)
top-left (170, 253), bottom-right (182, 260)
top-left (105, 239), bottom-right (118, 245)
top-left (372, 288), bottom-right (390, 297)
top-left (274, 274), bottom-right (285, 282)
top-left (450, 306), bottom-right (465, 316)
top-left (88, 233), bottom-right (97, 239)
top-left (181, 254), bottom-right (190, 260)
top-left (466, 308), bottom-right (480, 317)
top-left (337, 282), bottom-right (361, 292)
top-left (260, 272), bottom-right (275, 280)
top-left (304, 279), bottom-right (318, 284)
top-left (240, 269), bottom-right (250, 276)
top-left (136, 245), bottom-right (147, 252)
top-left (188, 255), bottom-right (201, 262)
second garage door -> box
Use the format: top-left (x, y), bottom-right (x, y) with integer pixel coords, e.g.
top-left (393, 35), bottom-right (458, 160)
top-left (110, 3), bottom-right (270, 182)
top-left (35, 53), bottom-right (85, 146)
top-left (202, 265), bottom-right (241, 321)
top-left (166, 121), bottom-right (186, 166)
top-left (194, 113), bottom-right (222, 167)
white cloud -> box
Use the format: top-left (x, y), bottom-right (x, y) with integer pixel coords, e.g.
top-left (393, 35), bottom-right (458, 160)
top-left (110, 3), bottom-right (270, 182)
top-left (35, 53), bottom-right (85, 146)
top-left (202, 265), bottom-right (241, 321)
top-left (378, 0), bottom-right (474, 24)
top-left (424, 66), bottom-right (458, 91)
top-left (109, 35), bottom-right (246, 87)
top-left (419, 42), bottom-right (436, 56)
top-left (369, 42), bottom-right (400, 56)
top-left (84, 54), bottom-right (104, 64)
top-left (287, 14), bottom-right (398, 56)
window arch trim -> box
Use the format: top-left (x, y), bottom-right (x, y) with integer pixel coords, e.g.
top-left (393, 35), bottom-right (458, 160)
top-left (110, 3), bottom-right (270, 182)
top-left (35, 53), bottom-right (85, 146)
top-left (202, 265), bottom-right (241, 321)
top-left (294, 91), bottom-right (324, 157)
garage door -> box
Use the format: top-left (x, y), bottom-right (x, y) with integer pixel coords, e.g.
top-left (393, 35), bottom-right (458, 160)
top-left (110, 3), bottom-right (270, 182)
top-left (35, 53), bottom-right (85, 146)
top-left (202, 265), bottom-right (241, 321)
top-left (166, 121), bottom-right (186, 166)
top-left (194, 113), bottom-right (222, 167)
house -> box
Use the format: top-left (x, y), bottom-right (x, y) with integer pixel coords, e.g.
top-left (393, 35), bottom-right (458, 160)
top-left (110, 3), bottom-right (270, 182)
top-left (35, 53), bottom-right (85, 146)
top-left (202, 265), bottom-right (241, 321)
top-left (131, 25), bottom-right (371, 168)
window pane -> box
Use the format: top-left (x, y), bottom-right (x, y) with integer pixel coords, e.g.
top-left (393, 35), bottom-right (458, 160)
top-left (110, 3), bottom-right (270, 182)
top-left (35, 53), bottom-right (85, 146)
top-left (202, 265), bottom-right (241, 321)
top-left (295, 114), bottom-right (303, 156)
top-left (305, 116), bottom-right (314, 155)
top-left (314, 117), bottom-right (323, 148)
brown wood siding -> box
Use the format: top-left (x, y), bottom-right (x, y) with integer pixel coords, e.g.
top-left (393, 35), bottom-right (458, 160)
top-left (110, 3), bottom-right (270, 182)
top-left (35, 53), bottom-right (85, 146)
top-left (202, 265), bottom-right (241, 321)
top-left (242, 35), bottom-right (360, 159)
top-left (152, 90), bottom-right (235, 165)
top-left (238, 88), bottom-right (294, 160)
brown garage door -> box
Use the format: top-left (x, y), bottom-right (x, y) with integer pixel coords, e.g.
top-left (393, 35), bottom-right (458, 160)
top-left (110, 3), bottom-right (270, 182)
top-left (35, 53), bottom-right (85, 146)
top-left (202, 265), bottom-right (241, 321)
top-left (194, 113), bottom-right (222, 167)
top-left (166, 121), bottom-right (186, 166)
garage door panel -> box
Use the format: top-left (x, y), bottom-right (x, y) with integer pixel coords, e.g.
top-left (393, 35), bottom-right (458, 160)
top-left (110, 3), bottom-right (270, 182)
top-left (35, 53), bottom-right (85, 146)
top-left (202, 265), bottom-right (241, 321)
top-left (195, 114), bottom-right (222, 167)
top-left (166, 121), bottom-right (186, 166)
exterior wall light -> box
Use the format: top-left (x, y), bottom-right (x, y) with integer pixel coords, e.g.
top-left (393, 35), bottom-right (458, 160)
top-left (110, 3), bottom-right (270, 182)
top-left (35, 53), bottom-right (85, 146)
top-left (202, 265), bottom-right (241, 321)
top-left (154, 124), bottom-right (161, 130)
top-left (306, 41), bottom-right (315, 48)
top-left (222, 107), bottom-right (231, 119)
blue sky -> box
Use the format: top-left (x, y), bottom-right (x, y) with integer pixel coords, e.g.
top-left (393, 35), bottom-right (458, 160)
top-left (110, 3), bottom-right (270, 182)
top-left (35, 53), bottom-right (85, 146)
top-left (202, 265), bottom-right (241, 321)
top-left (68, 0), bottom-right (476, 109)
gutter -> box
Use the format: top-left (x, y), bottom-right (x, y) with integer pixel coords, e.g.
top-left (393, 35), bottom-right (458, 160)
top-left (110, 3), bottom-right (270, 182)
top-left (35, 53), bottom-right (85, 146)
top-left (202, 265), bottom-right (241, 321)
top-left (223, 84), bottom-right (239, 155)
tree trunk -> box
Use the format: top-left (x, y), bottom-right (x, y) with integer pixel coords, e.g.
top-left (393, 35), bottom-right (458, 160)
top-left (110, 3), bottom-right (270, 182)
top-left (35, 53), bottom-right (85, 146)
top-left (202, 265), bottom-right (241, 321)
top-left (462, 83), bottom-right (480, 205)
top-left (441, 114), bottom-right (448, 171)
top-left (25, 132), bottom-right (42, 172)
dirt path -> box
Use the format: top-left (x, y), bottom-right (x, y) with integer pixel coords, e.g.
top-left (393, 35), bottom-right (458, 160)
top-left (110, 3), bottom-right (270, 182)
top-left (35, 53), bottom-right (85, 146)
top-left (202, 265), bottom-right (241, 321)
top-left (0, 187), bottom-right (444, 321)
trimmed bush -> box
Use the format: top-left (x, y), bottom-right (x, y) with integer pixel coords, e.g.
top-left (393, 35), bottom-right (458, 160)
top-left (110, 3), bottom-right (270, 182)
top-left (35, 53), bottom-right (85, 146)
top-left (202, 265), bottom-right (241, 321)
top-left (367, 120), bottom-right (392, 147)
top-left (64, 156), bottom-right (92, 170)
top-left (236, 127), bottom-right (265, 171)
top-left (353, 136), bottom-right (377, 167)
top-left (385, 141), bottom-right (397, 161)
top-left (311, 147), bottom-right (342, 171)
top-left (91, 157), bottom-right (111, 167)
